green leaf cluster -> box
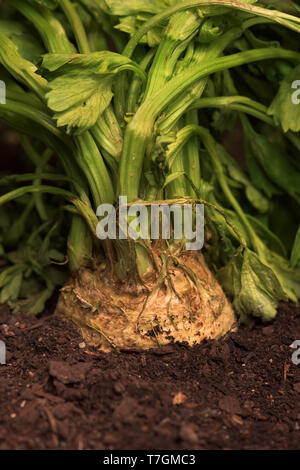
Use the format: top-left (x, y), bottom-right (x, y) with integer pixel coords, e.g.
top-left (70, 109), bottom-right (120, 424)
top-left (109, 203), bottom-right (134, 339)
top-left (0, 0), bottom-right (299, 322)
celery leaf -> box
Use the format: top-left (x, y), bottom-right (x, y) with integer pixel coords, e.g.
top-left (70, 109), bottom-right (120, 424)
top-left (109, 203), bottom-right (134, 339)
top-left (268, 64), bottom-right (300, 132)
top-left (43, 51), bottom-right (144, 132)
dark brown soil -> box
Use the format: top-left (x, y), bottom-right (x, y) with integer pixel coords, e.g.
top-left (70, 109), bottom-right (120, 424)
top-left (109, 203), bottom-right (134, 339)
top-left (0, 302), bottom-right (300, 450)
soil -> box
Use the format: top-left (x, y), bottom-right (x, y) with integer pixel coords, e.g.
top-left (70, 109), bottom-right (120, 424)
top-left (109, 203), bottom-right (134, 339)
top-left (0, 301), bottom-right (300, 450)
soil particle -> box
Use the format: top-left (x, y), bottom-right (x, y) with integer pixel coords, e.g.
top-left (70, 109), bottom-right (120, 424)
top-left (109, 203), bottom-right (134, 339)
top-left (49, 361), bottom-right (93, 384)
top-left (293, 383), bottom-right (300, 393)
top-left (0, 302), bottom-right (300, 449)
top-left (180, 423), bottom-right (199, 444)
top-left (173, 392), bottom-right (187, 406)
top-left (218, 396), bottom-right (242, 415)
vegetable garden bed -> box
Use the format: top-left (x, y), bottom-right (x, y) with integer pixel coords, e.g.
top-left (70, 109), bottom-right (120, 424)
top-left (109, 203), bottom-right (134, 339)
top-left (0, 301), bottom-right (300, 450)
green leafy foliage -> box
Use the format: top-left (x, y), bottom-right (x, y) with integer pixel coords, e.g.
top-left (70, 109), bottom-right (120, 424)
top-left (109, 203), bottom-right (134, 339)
top-left (105, 0), bottom-right (172, 16)
top-left (268, 64), bottom-right (300, 132)
top-left (239, 249), bottom-right (288, 319)
top-left (105, 0), bottom-right (174, 46)
top-left (0, 195), bottom-right (69, 315)
top-left (217, 143), bottom-right (270, 213)
top-left (218, 249), bottom-right (287, 323)
top-left (28, 0), bottom-right (58, 8)
top-left (43, 51), bottom-right (144, 131)
top-left (0, 31), bottom-right (47, 95)
top-left (291, 226), bottom-right (300, 268)
top-left (0, 20), bottom-right (44, 64)
top-left (0, 0), bottom-right (299, 323)
top-left (242, 117), bottom-right (300, 204)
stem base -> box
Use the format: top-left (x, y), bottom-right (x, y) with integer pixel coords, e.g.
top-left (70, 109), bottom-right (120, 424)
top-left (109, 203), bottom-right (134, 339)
top-left (56, 251), bottom-right (236, 351)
